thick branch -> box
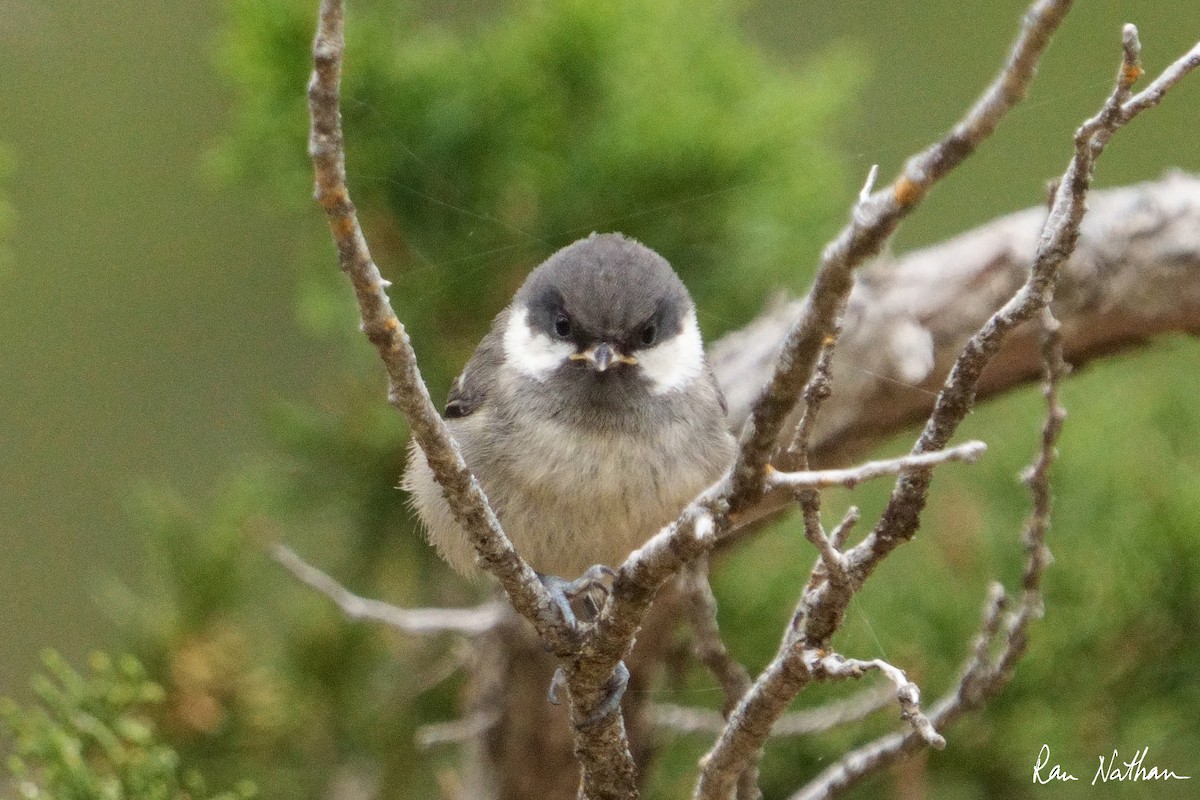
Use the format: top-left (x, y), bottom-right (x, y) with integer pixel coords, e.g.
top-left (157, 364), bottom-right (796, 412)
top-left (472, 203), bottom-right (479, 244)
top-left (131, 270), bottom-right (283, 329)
top-left (712, 172), bottom-right (1200, 474)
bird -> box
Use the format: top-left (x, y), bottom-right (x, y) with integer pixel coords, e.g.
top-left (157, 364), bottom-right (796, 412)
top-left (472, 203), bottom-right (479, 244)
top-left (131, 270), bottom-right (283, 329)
top-left (403, 232), bottom-right (735, 599)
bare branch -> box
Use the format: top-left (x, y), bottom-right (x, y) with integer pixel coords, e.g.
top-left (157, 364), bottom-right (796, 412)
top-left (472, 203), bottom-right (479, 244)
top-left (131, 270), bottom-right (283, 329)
top-left (785, 331), bottom-right (838, 464)
top-left (767, 441), bottom-right (986, 491)
top-left (682, 557), bottom-right (753, 718)
top-left (697, 18), bottom-right (1200, 800)
top-left (650, 685), bottom-right (892, 737)
top-left (725, 0), bottom-right (1075, 513)
top-left (415, 712), bottom-right (501, 750)
top-left (823, 20), bottom-right (1199, 642)
top-left (787, 330), bottom-right (844, 623)
top-left (809, 653), bottom-right (944, 750)
top-left (787, 582), bottom-right (1012, 800)
top-left (305, 0), bottom-right (570, 652)
top-left (270, 543), bottom-right (504, 635)
top-left (800, 511), bottom-right (848, 594)
top-left (828, 507), bottom-right (860, 552)
top-left (786, 314), bottom-right (1064, 800)
top-left (1119, 39), bottom-right (1200, 122)
top-left (681, 557), bottom-right (761, 799)
top-left (785, 29), bottom-right (1197, 795)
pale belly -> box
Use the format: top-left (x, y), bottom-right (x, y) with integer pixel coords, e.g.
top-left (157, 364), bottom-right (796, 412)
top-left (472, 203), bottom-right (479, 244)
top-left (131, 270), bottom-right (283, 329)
top-left (483, 418), bottom-right (723, 577)
top-left (406, 408), bottom-right (731, 579)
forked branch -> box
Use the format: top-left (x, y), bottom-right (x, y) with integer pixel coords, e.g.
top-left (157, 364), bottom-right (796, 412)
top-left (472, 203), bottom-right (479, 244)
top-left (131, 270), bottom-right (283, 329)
top-left (725, 0), bottom-right (1077, 512)
top-left (695, 21), bottom-right (1198, 800)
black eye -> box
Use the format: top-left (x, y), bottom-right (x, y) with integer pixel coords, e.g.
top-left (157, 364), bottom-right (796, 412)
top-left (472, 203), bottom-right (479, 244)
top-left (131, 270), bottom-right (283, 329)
top-left (553, 313), bottom-right (572, 339)
top-left (640, 321), bottom-right (658, 347)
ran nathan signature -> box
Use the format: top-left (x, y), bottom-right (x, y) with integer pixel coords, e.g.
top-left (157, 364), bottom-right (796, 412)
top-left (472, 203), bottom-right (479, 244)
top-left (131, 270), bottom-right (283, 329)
top-left (1033, 744), bottom-right (1191, 785)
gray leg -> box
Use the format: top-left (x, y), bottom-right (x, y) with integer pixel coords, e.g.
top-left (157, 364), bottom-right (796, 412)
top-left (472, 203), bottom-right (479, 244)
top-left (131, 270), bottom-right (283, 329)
top-left (538, 565), bottom-right (617, 630)
top-left (547, 662), bottom-right (630, 729)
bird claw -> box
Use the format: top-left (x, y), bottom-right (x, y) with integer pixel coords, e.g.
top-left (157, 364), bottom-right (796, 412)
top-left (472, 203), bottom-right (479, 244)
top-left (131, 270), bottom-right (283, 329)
top-left (547, 662), bottom-right (630, 729)
top-left (548, 667), bottom-right (567, 705)
top-left (582, 661), bottom-right (629, 728)
top-left (539, 565), bottom-right (617, 631)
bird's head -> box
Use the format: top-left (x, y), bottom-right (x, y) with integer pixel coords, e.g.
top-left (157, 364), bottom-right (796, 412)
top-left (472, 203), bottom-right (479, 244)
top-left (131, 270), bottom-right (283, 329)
top-left (502, 233), bottom-right (706, 405)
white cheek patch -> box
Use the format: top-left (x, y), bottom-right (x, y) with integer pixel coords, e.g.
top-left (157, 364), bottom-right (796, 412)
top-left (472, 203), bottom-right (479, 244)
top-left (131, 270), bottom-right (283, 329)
top-left (503, 306), bottom-right (574, 381)
top-left (637, 312), bottom-right (705, 394)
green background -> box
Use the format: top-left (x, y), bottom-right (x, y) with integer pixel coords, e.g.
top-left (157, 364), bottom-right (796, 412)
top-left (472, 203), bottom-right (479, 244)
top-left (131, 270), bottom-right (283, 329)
top-left (2, 1), bottom-right (1197, 797)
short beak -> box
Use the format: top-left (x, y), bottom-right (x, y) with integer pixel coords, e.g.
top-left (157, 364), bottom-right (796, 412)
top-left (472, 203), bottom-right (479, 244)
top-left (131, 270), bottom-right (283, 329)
top-left (569, 343), bottom-right (637, 372)
top-left (592, 342), bottom-right (615, 372)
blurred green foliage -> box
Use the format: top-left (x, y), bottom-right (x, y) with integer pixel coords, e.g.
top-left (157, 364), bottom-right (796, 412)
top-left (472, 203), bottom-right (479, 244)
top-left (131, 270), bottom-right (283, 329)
top-left (0, 144), bottom-right (12, 275)
top-left (0, 651), bottom-right (254, 800)
top-left (213, 0), bottom-right (857, 371)
top-left (17, 0), bottom-right (1191, 799)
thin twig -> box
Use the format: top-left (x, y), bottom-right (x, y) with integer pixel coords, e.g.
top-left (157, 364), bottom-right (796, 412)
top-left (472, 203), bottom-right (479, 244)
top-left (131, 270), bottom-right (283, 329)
top-left (785, 330), bottom-right (839, 464)
top-left (787, 331), bottom-right (844, 626)
top-left (801, 515), bottom-right (848, 592)
top-left (785, 505), bottom-right (859, 651)
top-left (1118, 38), bottom-right (1200, 122)
top-left (681, 557), bottom-right (761, 799)
top-left (828, 507), bottom-right (860, 552)
top-left (767, 441), bottom-right (986, 490)
top-left (857, 165), bottom-right (880, 205)
top-left (415, 711), bottom-right (501, 750)
top-left (808, 653), bottom-right (945, 749)
top-left (682, 557), bottom-right (754, 718)
top-left (271, 543), bottom-right (504, 635)
top-left (650, 685), bottom-right (892, 737)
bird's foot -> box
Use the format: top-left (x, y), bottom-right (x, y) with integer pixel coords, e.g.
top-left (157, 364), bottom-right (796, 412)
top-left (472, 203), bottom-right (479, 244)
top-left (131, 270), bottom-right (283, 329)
top-left (547, 662), bottom-right (630, 729)
top-left (547, 667), bottom-right (568, 705)
top-left (539, 564), bottom-right (616, 631)
top-left (540, 567), bottom-right (625, 725)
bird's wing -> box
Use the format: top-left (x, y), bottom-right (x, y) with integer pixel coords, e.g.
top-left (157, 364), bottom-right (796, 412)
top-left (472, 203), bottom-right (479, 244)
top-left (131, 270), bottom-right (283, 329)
top-left (704, 355), bottom-right (729, 417)
top-left (445, 309), bottom-right (508, 419)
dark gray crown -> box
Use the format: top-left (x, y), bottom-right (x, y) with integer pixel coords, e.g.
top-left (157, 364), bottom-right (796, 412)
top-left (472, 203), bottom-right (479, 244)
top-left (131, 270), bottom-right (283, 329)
top-left (515, 233), bottom-right (691, 350)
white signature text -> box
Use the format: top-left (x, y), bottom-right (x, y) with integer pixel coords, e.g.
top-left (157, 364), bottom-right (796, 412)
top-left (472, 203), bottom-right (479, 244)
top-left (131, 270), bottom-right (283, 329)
top-left (1032, 744), bottom-right (1191, 785)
